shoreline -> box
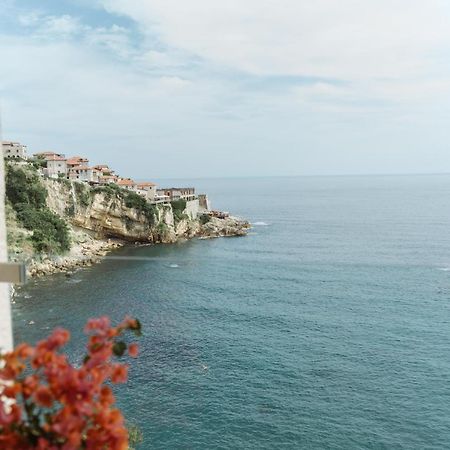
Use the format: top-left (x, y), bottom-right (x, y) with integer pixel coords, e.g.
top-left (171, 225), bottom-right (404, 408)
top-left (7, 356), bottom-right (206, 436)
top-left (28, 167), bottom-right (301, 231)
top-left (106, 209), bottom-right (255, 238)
top-left (27, 237), bottom-right (124, 278)
top-left (26, 215), bottom-right (251, 279)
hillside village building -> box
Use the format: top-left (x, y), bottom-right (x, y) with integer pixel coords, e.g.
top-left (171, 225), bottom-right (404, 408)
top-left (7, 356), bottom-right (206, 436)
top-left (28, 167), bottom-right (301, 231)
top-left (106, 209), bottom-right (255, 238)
top-left (154, 191), bottom-right (171, 203)
top-left (67, 156), bottom-right (89, 170)
top-left (68, 166), bottom-right (99, 183)
top-left (34, 151), bottom-right (65, 159)
top-left (2, 141), bottom-right (28, 159)
top-left (99, 174), bottom-right (119, 184)
top-left (158, 187), bottom-right (196, 201)
top-left (117, 179), bottom-right (136, 190)
top-left (11, 141), bottom-right (204, 207)
top-left (136, 182), bottom-right (157, 201)
top-left (44, 154), bottom-right (67, 178)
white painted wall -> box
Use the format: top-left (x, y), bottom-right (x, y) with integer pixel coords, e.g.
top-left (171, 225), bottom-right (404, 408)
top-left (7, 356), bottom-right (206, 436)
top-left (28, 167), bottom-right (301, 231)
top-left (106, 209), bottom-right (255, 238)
top-left (0, 143), bottom-right (13, 352)
top-left (47, 159), bottom-right (67, 177)
top-left (2, 142), bottom-right (28, 159)
top-left (184, 199), bottom-right (200, 219)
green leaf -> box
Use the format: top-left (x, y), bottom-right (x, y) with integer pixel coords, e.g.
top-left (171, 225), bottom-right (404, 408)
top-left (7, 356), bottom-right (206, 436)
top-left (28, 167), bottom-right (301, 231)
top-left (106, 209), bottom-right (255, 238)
top-left (113, 341), bottom-right (127, 357)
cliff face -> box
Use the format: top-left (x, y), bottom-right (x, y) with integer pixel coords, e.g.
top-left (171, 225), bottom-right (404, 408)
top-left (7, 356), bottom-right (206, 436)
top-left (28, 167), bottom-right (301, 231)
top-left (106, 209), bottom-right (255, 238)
top-left (43, 179), bottom-right (201, 244)
top-left (6, 164), bottom-right (249, 277)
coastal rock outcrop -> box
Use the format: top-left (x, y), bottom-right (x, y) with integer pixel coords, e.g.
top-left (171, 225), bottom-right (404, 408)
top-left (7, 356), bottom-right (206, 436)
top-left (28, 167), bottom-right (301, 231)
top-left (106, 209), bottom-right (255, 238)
top-left (7, 175), bottom-right (250, 277)
top-left (199, 216), bottom-right (250, 238)
top-left (43, 178), bottom-right (249, 244)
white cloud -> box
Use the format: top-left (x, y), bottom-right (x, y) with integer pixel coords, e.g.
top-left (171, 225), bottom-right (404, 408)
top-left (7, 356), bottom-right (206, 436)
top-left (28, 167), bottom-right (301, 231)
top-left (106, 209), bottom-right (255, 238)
top-left (100, 0), bottom-right (450, 81)
top-left (42, 15), bottom-right (82, 36)
top-left (2, 1), bottom-right (450, 176)
top-left (18, 12), bottom-right (83, 36)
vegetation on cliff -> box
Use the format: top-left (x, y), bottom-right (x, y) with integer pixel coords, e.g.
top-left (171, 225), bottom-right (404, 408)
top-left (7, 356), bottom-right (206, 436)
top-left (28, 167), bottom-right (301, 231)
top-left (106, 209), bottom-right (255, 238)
top-left (4, 160), bottom-right (247, 269)
top-left (91, 184), bottom-right (157, 224)
top-left (5, 163), bottom-right (71, 254)
top-left (171, 199), bottom-right (188, 224)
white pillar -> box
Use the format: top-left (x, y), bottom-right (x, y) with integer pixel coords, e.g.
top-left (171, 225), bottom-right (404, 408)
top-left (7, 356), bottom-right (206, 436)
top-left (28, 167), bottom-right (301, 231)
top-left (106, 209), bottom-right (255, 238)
top-left (0, 143), bottom-right (13, 352)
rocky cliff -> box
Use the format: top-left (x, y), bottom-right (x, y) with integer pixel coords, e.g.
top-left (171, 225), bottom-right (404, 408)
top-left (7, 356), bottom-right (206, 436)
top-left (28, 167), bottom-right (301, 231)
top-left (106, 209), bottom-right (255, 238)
top-left (43, 179), bottom-right (249, 243)
top-left (44, 179), bottom-right (197, 244)
top-left (6, 164), bottom-right (249, 277)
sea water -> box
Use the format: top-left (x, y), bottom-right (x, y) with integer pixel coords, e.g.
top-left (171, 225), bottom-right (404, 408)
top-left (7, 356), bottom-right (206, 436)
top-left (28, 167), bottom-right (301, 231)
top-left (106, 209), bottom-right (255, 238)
top-left (12, 175), bottom-right (450, 449)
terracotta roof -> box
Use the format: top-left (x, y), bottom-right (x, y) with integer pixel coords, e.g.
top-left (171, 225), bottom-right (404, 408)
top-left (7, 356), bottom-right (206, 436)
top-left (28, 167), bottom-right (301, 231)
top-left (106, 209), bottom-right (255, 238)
top-left (117, 179), bottom-right (135, 186)
top-left (69, 165), bottom-right (90, 171)
top-left (94, 164), bottom-right (110, 169)
top-left (35, 151), bottom-right (64, 159)
top-left (46, 155), bottom-right (66, 161)
top-left (137, 182), bottom-right (156, 187)
top-left (67, 157), bottom-right (89, 165)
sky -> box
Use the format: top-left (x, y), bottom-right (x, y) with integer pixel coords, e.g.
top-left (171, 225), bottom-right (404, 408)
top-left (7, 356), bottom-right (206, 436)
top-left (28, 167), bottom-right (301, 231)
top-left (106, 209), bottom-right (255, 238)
top-left (1, 0), bottom-right (450, 178)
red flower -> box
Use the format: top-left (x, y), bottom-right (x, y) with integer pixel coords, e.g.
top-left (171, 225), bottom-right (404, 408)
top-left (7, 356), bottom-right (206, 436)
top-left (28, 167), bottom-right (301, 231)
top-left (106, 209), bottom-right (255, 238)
top-left (128, 343), bottom-right (139, 358)
top-left (111, 364), bottom-right (128, 384)
top-left (34, 386), bottom-right (53, 408)
top-left (0, 316), bottom-right (140, 448)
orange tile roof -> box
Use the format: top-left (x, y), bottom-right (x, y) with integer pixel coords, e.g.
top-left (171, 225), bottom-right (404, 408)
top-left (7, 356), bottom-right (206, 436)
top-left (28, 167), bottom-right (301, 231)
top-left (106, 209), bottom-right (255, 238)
top-left (93, 164), bottom-right (110, 169)
top-left (137, 182), bottom-right (156, 187)
top-left (46, 155), bottom-right (66, 161)
top-left (67, 156), bottom-right (89, 165)
top-left (117, 179), bottom-right (135, 186)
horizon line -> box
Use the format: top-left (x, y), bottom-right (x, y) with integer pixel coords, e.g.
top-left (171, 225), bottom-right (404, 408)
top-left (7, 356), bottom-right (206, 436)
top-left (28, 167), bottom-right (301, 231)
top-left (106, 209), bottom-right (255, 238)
top-left (151, 171), bottom-right (450, 181)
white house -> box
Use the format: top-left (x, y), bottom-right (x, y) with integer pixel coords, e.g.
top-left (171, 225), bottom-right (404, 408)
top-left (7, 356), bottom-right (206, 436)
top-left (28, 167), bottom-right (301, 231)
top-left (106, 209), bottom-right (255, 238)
top-left (158, 187), bottom-right (196, 201)
top-left (2, 141), bottom-right (28, 159)
top-left (99, 174), bottom-right (119, 184)
top-left (67, 156), bottom-right (89, 170)
top-left (45, 154), bottom-right (67, 178)
top-left (117, 178), bottom-right (136, 191)
top-left (68, 166), bottom-right (99, 183)
top-left (136, 182), bottom-right (157, 201)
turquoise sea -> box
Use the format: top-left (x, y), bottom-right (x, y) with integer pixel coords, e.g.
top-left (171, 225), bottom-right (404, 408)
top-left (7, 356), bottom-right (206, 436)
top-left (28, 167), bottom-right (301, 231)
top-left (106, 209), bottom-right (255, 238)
top-left (12, 175), bottom-right (450, 449)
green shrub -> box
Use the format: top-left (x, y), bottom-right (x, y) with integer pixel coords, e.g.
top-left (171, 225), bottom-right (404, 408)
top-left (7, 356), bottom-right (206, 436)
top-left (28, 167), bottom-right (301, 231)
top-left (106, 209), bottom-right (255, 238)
top-left (15, 205), bottom-right (71, 254)
top-left (199, 213), bottom-right (211, 225)
top-left (91, 184), bottom-right (122, 201)
top-left (5, 163), bottom-right (47, 207)
top-left (171, 199), bottom-right (187, 224)
top-left (74, 182), bottom-right (91, 207)
top-left (92, 185), bottom-right (156, 224)
top-left (5, 164), bottom-right (71, 254)
top-left (124, 191), bottom-right (156, 224)
top-left (65, 204), bottom-right (75, 217)
top-left (156, 222), bottom-right (169, 234)
top-left (55, 177), bottom-right (71, 188)
top-left (28, 157), bottom-right (47, 170)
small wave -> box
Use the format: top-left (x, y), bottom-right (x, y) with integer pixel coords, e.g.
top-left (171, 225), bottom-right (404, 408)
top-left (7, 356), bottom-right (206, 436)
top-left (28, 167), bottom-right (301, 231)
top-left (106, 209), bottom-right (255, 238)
top-left (23, 294), bottom-right (33, 299)
top-left (252, 222), bottom-right (269, 226)
top-left (438, 267), bottom-right (450, 271)
top-left (169, 264), bottom-right (179, 268)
